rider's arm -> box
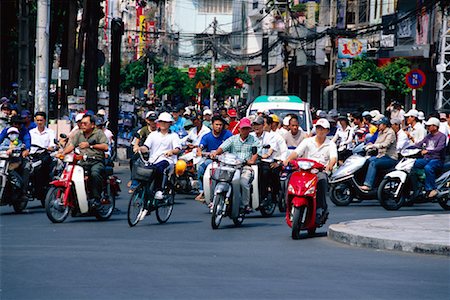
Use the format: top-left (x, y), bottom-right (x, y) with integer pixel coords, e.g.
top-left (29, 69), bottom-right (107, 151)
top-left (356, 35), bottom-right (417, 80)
top-left (327, 142), bottom-right (338, 172)
top-left (373, 130), bottom-right (395, 149)
top-left (62, 143), bottom-right (75, 155)
top-left (21, 129), bottom-right (31, 150)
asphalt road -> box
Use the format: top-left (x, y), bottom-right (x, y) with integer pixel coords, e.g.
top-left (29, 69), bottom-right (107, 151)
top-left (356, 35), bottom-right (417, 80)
top-left (1, 166), bottom-right (449, 300)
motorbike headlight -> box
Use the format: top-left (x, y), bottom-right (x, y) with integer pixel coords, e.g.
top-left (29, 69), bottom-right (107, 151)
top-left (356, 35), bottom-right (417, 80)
top-left (305, 187), bottom-right (315, 195)
top-left (297, 161), bottom-right (314, 170)
top-left (63, 154), bottom-right (74, 163)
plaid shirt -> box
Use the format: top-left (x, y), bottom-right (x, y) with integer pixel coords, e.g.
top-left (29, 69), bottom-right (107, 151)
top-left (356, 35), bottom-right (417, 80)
top-left (219, 134), bottom-right (259, 161)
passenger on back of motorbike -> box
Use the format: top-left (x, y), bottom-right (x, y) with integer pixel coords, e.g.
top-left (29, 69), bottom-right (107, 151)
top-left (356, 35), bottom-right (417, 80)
top-left (360, 117), bottom-right (398, 191)
top-left (283, 118), bottom-right (337, 222)
top-left (62, 114), bottom-right (109, 208)
top-left (196, 116), bottom-right (232, 201)
top-left (412, 117), bottom-right (447, 198)
top-left (137, 112), bottom-right (181, 201)
top-left (29, 111), bottom-right (56, 199)
top-left (181, 112), bottom-right (211, 147)
top-left (211, 117), bottom-right (259, 213)
top-left (0, 115), bottom-right (31, 199)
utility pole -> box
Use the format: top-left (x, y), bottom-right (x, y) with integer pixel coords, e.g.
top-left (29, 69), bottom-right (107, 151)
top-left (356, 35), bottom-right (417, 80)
top-left (282, 1), bottom-right (289, 94)
top-left (34, 0), bottom-right (50, 114)
top-left (436, 4), bottom-right (450, 111)
top-left (210, 17), bottom-right (217, 110)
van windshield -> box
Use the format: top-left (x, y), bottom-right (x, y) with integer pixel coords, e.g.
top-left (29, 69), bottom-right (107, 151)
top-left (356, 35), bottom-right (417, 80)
top-left (250, 109), bottom-right (308, 131)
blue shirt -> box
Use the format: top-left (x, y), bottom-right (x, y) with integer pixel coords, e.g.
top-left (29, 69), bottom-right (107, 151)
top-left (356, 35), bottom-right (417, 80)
top-left (200, 130), bottom-right (233, 152)
top-left (25, 122), bottom-right (37, 131)
top-left (170, 117), bottom-right (187, 137)
top-left (0, 126), bottom-right (31, 150)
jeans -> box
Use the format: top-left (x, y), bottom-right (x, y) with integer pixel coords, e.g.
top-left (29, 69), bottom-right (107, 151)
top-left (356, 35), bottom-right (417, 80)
top-left (153, 160), bottom-right (170, 191)
top-left (197, 158), bottom-right (212, 192)
top-left (363, 155), bottom-right (397, 189)
top-left (414, 158), bottom-right (443, 191)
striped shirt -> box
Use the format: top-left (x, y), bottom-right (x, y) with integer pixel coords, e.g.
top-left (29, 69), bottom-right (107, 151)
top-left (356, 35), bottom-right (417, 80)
top-left (219, 134), bottom-right (260, 161)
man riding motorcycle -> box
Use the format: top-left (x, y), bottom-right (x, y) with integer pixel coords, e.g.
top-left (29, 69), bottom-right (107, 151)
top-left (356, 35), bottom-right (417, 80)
top-left (29, 111), bottom-right (56, 199)
top-left (62, 114), bottom-right (109, 208)
top-left (181, 112), bottom-right (211, 146)
top-left (284, 118), bottom-right (337, 221)
top-left (211, 117), bottom-right (259, 213)
top-left (0, 115), bottom-right (31, 199)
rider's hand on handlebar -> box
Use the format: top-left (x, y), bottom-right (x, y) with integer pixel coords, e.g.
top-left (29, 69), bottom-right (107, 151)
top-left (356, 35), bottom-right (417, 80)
top-left (22, 149), bottom-right (30, 157)
top-left (282, 159), bottom-right (289, 167)
top-left (165, 150), bottom-right (173, 157)
top-left (78, 142), bottom-right (90, 149)
top-left (421, 149), bottom-right (428, 155)
top-left (133, 145), bottom-right (140, 153)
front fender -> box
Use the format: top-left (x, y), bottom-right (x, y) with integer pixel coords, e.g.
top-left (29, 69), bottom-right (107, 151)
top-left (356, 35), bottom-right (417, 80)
top-left (385, 170), bottom-right (408, 183)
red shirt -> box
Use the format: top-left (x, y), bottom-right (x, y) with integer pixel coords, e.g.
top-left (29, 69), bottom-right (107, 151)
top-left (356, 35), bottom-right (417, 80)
top-left (228, 120), bottom-right (240, 135)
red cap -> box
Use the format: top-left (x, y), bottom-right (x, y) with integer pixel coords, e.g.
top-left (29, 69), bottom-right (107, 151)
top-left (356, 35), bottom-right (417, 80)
top-left (228, 108), bottom-right (237, 118)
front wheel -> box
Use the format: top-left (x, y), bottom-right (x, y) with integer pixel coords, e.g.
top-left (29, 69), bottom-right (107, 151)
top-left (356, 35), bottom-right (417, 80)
top-left (211, 194), bottom-right (226, 229)
top-left (378, 178), bottom-right (406, 210)
top-left (45, 186), bottom-right (70, 223)
top-left (156, 184), bottom-right (175, 224)
top-left (95, 182), bottom-right (116, 221)
top-left (330, 183), bottom-right (353, 206)
top-left (127, 184), bottom-right (146, 227)
top-left (260, 194), bottom-right (276, 217)
top-left (291, 206), bottom-right (306, 240)
top-left (439, 193), bottom-right (450, 210)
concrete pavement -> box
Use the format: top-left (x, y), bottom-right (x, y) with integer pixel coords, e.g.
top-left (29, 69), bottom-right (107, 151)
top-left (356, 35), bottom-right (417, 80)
top-left (328, 214), bottom-right (450, 256)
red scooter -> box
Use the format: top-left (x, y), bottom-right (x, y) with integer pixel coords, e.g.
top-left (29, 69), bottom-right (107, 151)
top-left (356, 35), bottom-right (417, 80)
top-left (285, 158), bottom-right (327, 239)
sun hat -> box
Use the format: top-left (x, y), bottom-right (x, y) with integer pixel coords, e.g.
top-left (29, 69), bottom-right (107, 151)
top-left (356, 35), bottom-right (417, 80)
top-left (282, 116), bottom-right (291, 126)
top-left (404, 109), bottom-right (419, 118)
top-left (75, 113), bottom-right (84, 122)
top-left (145, 111), bottom-right (157, 120)
top-left (156, 112), bottom-right (174, 123)
top-left (252, 116), bottom-right (264, 125)
top-left (227, 108), bottom-right (237, 118)
top-left (7, 127), bottom-right (19, 135)
top-left (315, 118), bottom-right (330, 129)
top-left (203, 109), bottom-right (212, 116)
top-left (424, 117), bottom-right (440, 127)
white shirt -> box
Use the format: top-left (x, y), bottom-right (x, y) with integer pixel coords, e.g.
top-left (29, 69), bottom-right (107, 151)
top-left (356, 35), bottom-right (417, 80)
top-left (251, 131), bottom-right (275, 162)
top-left (103, 128), bottom-right (114, 143)
top-left (181, 125), bottom-right (210, 146)
top-left (331, 126), bottom-right (354, 151)
top-left (439, 122), bottom-right (450, 144)
top-left (294, 136), bottom-right (338, 167)
top-left (406, 122), bottom-right (426, 144)
top-left (396, 129), bottom-right (410, 152)
top-left (143, 130), bottom-right (181, 164)
top-left (271, 130), bottom-right (288, 160)
top-left (29, 126), bottom-right (56, 154)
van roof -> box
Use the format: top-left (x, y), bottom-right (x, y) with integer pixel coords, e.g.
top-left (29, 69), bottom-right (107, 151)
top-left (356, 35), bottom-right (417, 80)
top-left (253, 95), bottom-right (303, 104)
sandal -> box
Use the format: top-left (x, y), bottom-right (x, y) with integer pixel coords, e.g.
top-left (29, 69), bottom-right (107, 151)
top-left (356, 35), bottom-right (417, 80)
top-left (195, 193), bottom-right (205, 202)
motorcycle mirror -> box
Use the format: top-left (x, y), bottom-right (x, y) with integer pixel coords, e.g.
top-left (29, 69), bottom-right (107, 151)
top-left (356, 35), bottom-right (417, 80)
top-left (60, 133), bottom-right (67, 139)
top-left (263, 144), bottom-right (271, 149)
top-left (251, 146), bottom-right (257, 155)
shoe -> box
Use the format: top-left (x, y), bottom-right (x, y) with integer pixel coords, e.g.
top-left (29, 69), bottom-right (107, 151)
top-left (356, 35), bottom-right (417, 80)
top-left (427, 189), bottom-right (438, 198)
top-left (154, 191), bottom-right (164, 200)
top-left (244, 205), bottom-right (252, 214)
top-left (315, 208), bottom-right (328, 225)
top-left (138, 209), bottom-right (148, 221)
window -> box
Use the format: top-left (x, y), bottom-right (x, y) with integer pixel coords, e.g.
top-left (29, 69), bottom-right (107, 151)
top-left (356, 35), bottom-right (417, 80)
top-left (346, 0), bottom-right (356, 25)
top-left (358, 0), bottom-right (369, 24)
top-left (198, 0), bottom-right (232, 14)
top-left (253, 1), bottom-right (259, 10)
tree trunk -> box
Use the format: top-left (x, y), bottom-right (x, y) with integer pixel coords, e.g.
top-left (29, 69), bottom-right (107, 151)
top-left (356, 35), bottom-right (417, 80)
top-left (66, 0), bottom-right (77, 97)
top-left (69, 0), bottom-right (87, 95)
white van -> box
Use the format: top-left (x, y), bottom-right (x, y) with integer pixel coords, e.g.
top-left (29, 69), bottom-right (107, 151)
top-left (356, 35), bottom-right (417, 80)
top-left (246, 95), bottom-right (313, 133)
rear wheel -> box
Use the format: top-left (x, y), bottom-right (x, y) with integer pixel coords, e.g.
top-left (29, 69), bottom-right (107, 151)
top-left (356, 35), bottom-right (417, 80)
top-left (13, 199), bottom-right (28, 213)
top-left (291, 206), bottom-right (306, 240)
top-left (330, 183), bottom-right (352, 206)
top-left (378, 178), bottom-right (406, 210)
top-left (95, 182), bottom-right (116, 221)
top-left (127, 184), bottom-right (145, 227)
top-left (439, 194), bottom-right (450, 210)
top-left (156, 184), bottom-right (175, 224)
top-left (260, 194), bottom-right (276, 217)
top-left (211, 194), bottom-right (226, 229)
top-left (232, 214), bottom-right (244, 226)
top-left (45, 186), bottom-right (70, 223)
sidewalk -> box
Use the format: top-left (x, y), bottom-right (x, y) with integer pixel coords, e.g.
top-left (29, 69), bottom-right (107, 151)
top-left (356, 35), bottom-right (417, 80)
top-left (328, 214), bottom-right (450, 256)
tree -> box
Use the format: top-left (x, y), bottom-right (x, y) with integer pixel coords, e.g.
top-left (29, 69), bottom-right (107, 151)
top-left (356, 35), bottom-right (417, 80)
top-left (120, 60), bottom-right (146, 92)
top-left (215, 66), bottom-right (252, 98)
top-left (154, 66), bottom-right (194, 103)
top-left (343, 57), bottom-right (383, 83)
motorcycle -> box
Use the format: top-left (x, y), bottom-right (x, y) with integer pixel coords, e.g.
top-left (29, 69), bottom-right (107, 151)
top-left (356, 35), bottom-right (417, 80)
top-left (277, 147), bottom-right (296, 213)
top-left (328, 147), bottom-right (387, 206)
top-left (0, 147), bottom-right (28, 212)
top-left (44, 149), bottom-right (117, 223)
top-left (285, 158), bottom-right (327, 239)
top-left (210, 153), bottom-right (247, 229)
top-left (378, 147), bottom-right (450, 210)
top-left (174, 146), bottom-right (202, 194)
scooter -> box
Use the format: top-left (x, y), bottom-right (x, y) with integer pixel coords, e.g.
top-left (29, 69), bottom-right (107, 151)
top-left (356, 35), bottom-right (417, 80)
top-left (328, 147), bottom-right (386, 206)
top-left (285, 158), bottom-right (327, 239)
top-left (378, 147), bottom-right (450, 210)
top-left (44, 149), bottom-right (117, 223)
top-left (210, 153), bottom-right (247, 229)
top-left (0, 147), bottom-right (28, 213)
top-left (175, 146), bottom-right (203, 194)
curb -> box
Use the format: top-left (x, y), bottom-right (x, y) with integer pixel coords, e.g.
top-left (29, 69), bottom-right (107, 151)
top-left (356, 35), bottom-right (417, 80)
top-left (328, 216), bottom-right (450, 256)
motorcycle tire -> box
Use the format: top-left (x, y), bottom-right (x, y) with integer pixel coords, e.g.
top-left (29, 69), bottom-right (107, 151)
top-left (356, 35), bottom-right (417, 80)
top-left (45, 186), bottom-right (70, 223)
top-left (378, 178), bottom-right (406, 211)
top-left (439, 194), bottom-right (450, 210)
top-left (291, 206), bottom-right (306, 240)
top-left (156, 183), bottom-right (175, 224)
top-left (278, 193), bottom-right (286, 213)
top-left (330, 183), bottom-right (353, 206)
top-left (211, 194), bottom-right (226, 229)
top-left (95, 183), bottom-right (116, 221)
top-left (127, 184), bottom-right (146, 227)
top-left (13, 199), bottom-right (27, 213)
top-left (232, 214), bottom-right (244, 227)
top-left (260, 194), bottom-right (276, 217)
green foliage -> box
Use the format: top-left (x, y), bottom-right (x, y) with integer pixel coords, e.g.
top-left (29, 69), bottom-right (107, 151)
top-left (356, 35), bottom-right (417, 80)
top-left (215, 66), bottom-right (253, 97)
top-left (120, 60), bottom-right (146, 92)
top-left (154, 66), bottom-right (194, 101)
top-left (343, 57), bottom-right (411, 97)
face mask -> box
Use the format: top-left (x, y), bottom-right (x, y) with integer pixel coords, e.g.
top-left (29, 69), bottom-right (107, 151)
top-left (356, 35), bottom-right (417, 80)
top-left (9, 134), bottom-right (19, 141)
